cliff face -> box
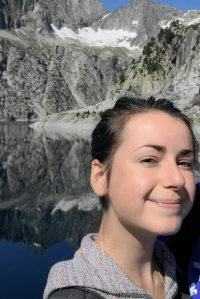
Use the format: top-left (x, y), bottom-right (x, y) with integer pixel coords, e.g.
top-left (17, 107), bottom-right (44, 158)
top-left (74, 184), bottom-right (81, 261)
top-left (108, 21), bottom-right (200, 114)
top-left (0, 0), bottom-right (108, 32)
top-left (0, 0), bottom-right (199, 121)
top-left (0, 36), bottom-right (131, 120)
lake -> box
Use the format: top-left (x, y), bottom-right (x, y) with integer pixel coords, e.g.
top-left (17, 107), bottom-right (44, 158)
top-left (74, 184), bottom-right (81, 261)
top-left (0, 122), bottom-right (199, 299)
top-left (0, 122), bottom-right (102, 299)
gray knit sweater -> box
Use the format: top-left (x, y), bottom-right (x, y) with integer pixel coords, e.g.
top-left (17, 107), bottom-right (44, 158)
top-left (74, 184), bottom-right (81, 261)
top-left (44, 234), bottom-right (178, 299)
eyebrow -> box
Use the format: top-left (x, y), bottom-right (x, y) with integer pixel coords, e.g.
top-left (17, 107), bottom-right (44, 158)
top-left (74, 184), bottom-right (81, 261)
top-left (135, 144), bottom-right (194, 155)
top-left (180, 149), bottom-right (194, 156)
top-left (136, 144), bottom-right (166, 152)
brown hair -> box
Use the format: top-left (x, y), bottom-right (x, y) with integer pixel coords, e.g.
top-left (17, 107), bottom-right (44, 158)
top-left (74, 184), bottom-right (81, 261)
top-left (91, 97), bottom-right (198, 210)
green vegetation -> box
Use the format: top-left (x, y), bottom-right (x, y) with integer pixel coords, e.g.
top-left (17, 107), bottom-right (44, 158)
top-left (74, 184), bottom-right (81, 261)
top-left (143, 57), bottom-right (162, 74)
top-left (131, 58), bottom-right (138, 70)
top-left (117, 19), bottom-right (200, 84)
top-left (190, 23), bottom-right (200, 31)
top-left (119, 73), bottom-right (128, 84)
top-left (139, 20), bottom-right (186, 75)
top-left (143, 37), bottom-right (156, 56)
top-left (81, 110), bottom-right (90, 118)
top-left (74, 110), bottom-right (101, 122)
top-left (114, 73), bottom-right (128, 91)
top-left (189, 111), bottom-right (200, 124)
top-left (55, 113), bottom-right (66, 121)
top-left (158, 28), bottom-right (175, 46)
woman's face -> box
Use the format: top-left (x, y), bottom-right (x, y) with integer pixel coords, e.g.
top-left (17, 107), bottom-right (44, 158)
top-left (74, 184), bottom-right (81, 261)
top-left (103, 111), bottom-right (196, 236)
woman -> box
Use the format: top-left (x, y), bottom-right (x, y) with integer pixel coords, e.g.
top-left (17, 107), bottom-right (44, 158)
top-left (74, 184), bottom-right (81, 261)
top-left (44, 97), bottom-right (198, 299)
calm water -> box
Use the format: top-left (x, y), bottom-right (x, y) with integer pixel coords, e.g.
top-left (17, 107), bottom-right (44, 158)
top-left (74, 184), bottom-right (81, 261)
top-left (0, 122), bottom-right (199, 299)
top-left (0, 122), bottom-right (102, 299)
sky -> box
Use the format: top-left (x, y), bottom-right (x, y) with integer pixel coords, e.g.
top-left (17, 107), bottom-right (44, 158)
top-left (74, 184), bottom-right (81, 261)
top-left (100, 0), bottom-right (200, 13)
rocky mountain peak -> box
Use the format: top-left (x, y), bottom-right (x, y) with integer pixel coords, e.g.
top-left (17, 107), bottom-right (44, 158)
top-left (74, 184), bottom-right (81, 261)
top-left (0, 0), bottom-right (109, 33)
top-left (92, 0), bottom-right (198, 49)
top-left (0, 0), bottom-right (200, 122)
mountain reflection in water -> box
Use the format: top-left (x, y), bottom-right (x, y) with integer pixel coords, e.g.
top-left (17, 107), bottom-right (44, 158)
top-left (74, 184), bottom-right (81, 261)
top-left (0, 122), bottom-right (102, 299)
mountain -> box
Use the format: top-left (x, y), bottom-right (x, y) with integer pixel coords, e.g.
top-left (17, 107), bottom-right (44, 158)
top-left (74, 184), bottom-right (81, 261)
top-left (0, 0), bottom-right (199, 122)
top-left (0, 0), bottom-right (108, 33)
top-left (106, 20), bottom-right (200, 114)
top-left (92, 0), bottom-right (196, 48)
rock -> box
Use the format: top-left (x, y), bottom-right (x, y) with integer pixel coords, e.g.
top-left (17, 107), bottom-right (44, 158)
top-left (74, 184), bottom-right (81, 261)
top-left (0, 0), bottom-right (200, 121)
top-left (0, 0), bottom-right (109, 32)
top-left (0, 30), bottom-right (131, 120)
top-left (109, 22), bottom-right (200, 116)
top-left (92, 0), bottom-right (198, 48)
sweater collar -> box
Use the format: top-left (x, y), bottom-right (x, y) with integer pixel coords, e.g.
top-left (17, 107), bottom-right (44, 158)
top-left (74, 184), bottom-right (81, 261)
top-left (44, 233), bottom-right (178, 299)
top-left (75, 233), bottom-right (178, 298)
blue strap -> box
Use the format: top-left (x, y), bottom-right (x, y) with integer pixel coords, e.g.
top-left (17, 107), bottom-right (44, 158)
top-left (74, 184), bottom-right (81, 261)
top-left (188, 183), bottom-right (200, 297)
top-left (196, 182), bottom-right (200, 190)
top-left (188, 234), bottom-right (200, 297)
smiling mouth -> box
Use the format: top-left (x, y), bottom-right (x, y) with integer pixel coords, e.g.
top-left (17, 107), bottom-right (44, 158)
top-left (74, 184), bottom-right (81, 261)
top-left (149, 200), bottom-right (183, 209)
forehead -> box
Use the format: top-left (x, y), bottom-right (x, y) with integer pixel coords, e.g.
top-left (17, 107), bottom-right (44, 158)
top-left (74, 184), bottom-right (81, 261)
top-left (120, 111), bottom-right (193, 148)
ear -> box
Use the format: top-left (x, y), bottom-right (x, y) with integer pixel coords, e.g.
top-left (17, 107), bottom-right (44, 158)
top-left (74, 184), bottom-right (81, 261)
top-left (90, 159), bottom-right (107, 197)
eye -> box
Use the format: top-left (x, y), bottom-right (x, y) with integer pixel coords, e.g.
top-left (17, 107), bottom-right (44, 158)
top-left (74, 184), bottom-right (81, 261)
top-left (178, 161), bottom-right (193, 169)
top-left (140, 158), bottom-right (157, 165)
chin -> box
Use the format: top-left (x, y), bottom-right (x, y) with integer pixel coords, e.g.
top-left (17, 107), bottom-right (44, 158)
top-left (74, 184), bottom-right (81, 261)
top-left (156, 219), bottom-right (183, 236)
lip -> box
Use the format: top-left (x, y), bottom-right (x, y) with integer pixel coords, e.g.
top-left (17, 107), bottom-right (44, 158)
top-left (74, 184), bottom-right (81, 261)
top-left (149, 199), bottom-right (183, 209)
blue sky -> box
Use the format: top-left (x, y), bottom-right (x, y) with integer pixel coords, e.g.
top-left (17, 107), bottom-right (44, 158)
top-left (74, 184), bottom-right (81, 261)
top-left (101, 0), bottom-right (200, 12)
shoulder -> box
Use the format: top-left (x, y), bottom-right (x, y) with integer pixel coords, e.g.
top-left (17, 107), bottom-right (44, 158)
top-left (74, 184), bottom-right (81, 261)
top-left (44, 234), bottom-right (99, 299)
top-left (49, 287), bottom-right (105, 299)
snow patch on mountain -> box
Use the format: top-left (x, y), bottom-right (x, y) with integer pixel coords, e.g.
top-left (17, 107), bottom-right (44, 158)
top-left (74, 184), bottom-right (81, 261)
top-left (177, 17), bottom-right (185, 22)
top-left (132, 20), bottom-right (138, 25)
top-left (51, 24), bottom-right (138, 50)
top-left (158, 12), bottom-right (200, 29)
top-left (187, 16), bottom-right (200, 26)
top-left (159, 20), bottom-right (172, 29)
top-left (102, 13), bottom-right (110, 19)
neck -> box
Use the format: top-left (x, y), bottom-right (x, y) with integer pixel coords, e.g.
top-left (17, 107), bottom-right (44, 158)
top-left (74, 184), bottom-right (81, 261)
top-left (96, 208), bottom-right (159, 295)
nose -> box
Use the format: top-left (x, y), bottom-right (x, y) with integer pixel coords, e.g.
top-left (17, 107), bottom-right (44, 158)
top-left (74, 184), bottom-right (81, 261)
top-left (161, 161), bottom-right (186, 190)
